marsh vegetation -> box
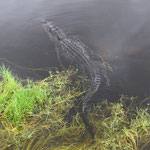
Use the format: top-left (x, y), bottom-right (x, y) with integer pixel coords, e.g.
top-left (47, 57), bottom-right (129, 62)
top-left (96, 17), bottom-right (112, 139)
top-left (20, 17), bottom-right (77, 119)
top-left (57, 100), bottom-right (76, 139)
top-left (0, 66), bottom-right (149, 150)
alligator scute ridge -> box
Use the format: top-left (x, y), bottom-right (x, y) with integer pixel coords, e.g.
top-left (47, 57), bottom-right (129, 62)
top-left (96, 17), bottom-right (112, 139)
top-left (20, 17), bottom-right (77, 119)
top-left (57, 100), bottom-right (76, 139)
top-left (42, 20), bottom-right (106, 138)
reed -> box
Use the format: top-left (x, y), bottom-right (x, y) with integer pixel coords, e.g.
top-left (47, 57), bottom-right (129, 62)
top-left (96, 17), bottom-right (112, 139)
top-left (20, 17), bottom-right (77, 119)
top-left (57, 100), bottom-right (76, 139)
top-left (0, 66), bottom-right (149, 150)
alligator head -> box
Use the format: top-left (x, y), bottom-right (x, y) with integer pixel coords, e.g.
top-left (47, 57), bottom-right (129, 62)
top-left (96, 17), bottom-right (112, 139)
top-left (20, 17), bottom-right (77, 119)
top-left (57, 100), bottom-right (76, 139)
top-left (42, 20), bottom-right (66, 41)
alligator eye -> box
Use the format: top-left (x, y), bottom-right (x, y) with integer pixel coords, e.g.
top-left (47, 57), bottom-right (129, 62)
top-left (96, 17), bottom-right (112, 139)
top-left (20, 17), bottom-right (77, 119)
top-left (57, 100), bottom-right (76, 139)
top-left (54, 28), bottom-right (58, 32)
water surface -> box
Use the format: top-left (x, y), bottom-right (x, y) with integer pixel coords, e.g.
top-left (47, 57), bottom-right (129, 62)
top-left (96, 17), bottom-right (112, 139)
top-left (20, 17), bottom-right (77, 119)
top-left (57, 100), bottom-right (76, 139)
top-left (0, 0), bottom-right (150, 98)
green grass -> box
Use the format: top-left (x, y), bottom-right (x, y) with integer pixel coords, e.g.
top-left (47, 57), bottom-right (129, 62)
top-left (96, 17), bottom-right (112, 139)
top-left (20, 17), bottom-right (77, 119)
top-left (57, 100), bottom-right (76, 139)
top-left (0, 66), bottom-right (149, 150)
top-left (88, 98), bottom-right (150, 150)
top-left (0, 65), bottom-right (48, 124)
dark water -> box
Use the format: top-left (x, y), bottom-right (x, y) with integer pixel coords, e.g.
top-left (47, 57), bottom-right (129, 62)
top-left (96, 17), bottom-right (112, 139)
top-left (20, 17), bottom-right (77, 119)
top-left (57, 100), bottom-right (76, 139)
top-left (0, 0), bottom-right (150, 98)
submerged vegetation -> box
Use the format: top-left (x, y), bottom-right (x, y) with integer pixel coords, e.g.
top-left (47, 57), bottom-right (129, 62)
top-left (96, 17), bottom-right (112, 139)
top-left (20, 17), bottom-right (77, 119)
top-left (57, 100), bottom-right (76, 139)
top-left (0, 66), bottom-right (149, 150)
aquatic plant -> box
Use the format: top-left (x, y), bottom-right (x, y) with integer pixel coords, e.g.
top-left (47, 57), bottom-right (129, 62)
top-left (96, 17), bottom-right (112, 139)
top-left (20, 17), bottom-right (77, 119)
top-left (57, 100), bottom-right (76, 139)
top-left (88, 97), bottom-right (150, 150)
top-left (0, 66), bottom-right (149, 150)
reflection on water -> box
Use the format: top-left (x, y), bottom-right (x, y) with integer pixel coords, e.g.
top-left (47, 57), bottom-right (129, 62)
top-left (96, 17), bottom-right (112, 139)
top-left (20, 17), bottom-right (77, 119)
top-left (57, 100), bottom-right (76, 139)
top-left (0, 0), bottom-right (150, 98)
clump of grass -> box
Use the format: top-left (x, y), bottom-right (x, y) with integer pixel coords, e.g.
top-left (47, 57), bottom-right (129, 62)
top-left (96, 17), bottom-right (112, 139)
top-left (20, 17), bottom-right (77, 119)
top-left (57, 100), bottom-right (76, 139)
top-left (0, 66), bottom-right (149, 150)
top-left (0, 65), bottom-right (48, 125)
top-left (88, 97), bottom-right (150, 150)
top-left (0, 66), bottom-right (87, 149)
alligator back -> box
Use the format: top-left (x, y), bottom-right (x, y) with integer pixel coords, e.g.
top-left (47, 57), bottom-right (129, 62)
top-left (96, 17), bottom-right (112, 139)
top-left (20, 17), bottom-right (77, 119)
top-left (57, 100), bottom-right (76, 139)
top-left (42, 20), bottom-right (103, 113)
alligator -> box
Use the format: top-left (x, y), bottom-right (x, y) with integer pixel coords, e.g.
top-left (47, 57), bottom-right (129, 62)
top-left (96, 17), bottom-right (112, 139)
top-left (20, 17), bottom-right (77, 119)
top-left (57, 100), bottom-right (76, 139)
top-left (42, 20), bottom-right (107, 139)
